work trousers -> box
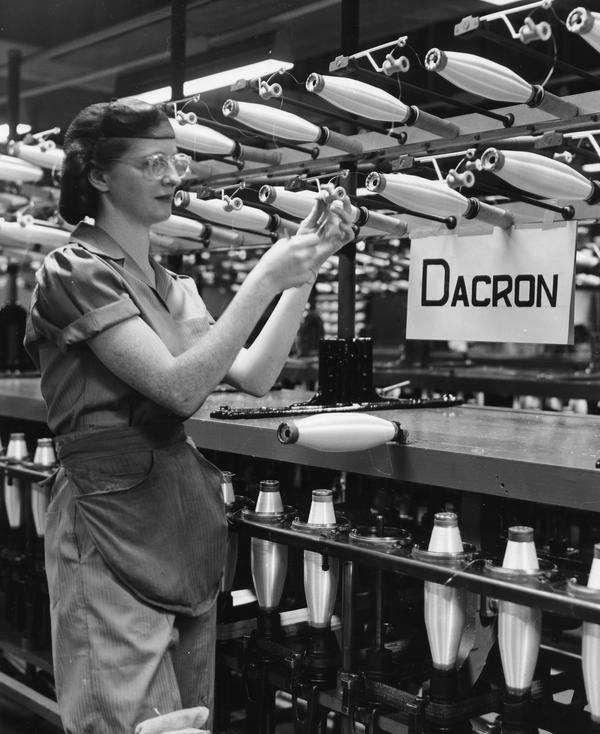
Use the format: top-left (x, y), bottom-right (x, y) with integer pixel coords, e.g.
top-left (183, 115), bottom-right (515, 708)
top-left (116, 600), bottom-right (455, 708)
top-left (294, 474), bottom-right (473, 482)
top-left (46, 469), bottom-right (217, 734)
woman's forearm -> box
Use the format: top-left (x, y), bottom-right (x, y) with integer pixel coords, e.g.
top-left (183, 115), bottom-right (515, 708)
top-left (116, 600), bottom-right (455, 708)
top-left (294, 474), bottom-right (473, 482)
top-left (226, 281), bottom-right (314, 395)
top-left (89, 264), bottom-right (282, 416)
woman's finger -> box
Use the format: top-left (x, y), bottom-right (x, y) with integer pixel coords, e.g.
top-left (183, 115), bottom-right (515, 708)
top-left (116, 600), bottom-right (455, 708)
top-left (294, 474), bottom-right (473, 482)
top-left (298, 195), bottom-right (328, 234)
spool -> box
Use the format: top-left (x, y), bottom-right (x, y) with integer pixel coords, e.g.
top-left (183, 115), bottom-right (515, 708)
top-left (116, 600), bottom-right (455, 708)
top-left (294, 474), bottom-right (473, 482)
top-left (480, 147), bottom-right (596, 202)
top-left (307, 489), bottom-right (337, 526)
top-left (414, 513), bottom-right (470, 703)
top-left (568, 544), bottom-right (600, 724)
top-left (485, 533), bottom-right (549, 699)
top-left (255, 479), bottom-right (284, 514)
top-left (428, 511), bottom-right (464, 554)
top-left (502, 526), bottom-right (539, 571)
top-left (31, 438), bottom-right (56, 538)
top-left (425, 48), bottom-right (578, 118)
top-left (222, 98), bottom-right (363, 155)
top-left (244, 479), bottom-right (292, 637)
top-left (365, 170), bottom-right (512, 228)
top-left (277, 412), bottom-right (401, 453)
top-left (4, 433), bottom-right (28, 529)
top-left (220, 471), bottom-right (236, 506)
top-left (305, 72), bottom-right (458, 138)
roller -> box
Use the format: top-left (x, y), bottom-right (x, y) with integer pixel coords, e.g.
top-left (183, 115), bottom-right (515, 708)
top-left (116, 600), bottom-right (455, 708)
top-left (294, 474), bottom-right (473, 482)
top-left (480, 147), bottom-right (600, 202)
top-left (425, 48), bottom-right (579, 119)
top-left (169, 115), bottom-right (281, 165)
top-left (277, 412), bottom-right (402, 452)
top-left (222, 99), bottom-right (363, 156)
top-left (8, 140), bottom-right (64, 171)
top-left (174, 190), bottom-right (298, 235)
top-left (259, 184), bottom-right (409, 237)
top-left (365, 170), bottom-right (514, 229)
top-left (306, 72), bottom-right (459, 139)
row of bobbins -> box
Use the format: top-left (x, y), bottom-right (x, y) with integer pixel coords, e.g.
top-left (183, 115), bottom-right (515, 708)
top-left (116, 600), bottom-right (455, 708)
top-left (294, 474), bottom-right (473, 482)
top-left (219, 473), bottom-right (600, 731)
top-left (1, 432), bottom-right (56, 537)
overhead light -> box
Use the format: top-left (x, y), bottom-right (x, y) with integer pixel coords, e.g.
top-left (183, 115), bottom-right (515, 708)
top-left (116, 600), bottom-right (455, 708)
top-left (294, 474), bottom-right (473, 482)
top-left (135, 86), bottom-right (172, 104)
top-left (135, 58), bottom-right (294, 104)
top-left (183, 58), bottom-right (294, 96)
top-left (0, 123), bottom-right (32, 142)
top-left (479, 0), bottom-right (520, 5)
top-left (582, 162), bottom-right (600, 173)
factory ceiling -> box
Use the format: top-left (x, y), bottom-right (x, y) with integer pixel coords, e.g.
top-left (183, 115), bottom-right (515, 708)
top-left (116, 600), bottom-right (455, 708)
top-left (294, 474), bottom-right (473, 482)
top-left (0, 0), bottom-right (598, 141)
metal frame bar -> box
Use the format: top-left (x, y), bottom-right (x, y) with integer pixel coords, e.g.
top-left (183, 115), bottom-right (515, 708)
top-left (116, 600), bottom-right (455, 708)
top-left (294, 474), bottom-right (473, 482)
top-left (230, 514), bottom-right (600, 624)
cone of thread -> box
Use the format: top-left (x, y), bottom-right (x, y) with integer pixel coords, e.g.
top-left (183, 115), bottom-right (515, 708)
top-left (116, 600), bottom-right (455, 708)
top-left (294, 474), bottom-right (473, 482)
top-left (31, 438), bottom-right (56, 538)
top-left (303, 489), bottom-right (339, 627)
top-left (219, 471), bottom-right (238, 593)
top-left (305, 72), bottom-right (458, 138)
top-left (306, 72), bottom-right (411, 122)
top-left (498, 526), bottom-right (541, 695)
top-left (582, 543), bottom-right (600, 721)
top-left (260, 184), bottom-right (406, 236)
top-left (259, 185), bottom-right (319, 219)
top-left (255, 479), bottom-right (284, 514)
top-left (220, 471), bottom-right (236, 506)
top-left (304, 549), bottom-right (339, 628)
top-left (424, 513), bottom-right (467, 671)
top-left (0, 153), bottom-right (44, 183)
top-left (425, 48), bottom-right (533, 103)
top-left (174, 190), bottom-right (297, 235)
top-left (9, 141), bottom-right (64, 171)
top-left (307, 489), bottom-right (337, 525)
top-left (481, 147), bottom-right (594, 201)
top-left (169, 117), bottom-right (238, 156)
top-left (251, 479), bottom-right (287, 610)
top-left (366, 170), bottom-right (470, 218)
top-left (251, 537), bottom-right (288, 610)
top-left (223, 98), bottom-right (323, 142)
top-left (4, 433), bottom-right (27, 529)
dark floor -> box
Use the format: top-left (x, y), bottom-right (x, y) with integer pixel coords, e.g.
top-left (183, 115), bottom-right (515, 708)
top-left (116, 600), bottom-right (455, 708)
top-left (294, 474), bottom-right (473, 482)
top-left (0, 696), bottom-right (62, 734)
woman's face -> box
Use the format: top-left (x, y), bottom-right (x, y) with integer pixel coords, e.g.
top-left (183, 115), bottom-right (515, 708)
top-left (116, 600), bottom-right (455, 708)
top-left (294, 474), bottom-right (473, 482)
top-left (100, 137), bottom-right (182, 227)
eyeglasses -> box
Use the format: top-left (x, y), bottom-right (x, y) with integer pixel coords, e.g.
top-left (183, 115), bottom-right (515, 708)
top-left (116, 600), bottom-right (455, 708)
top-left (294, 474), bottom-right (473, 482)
top-left (107, 152), bottom-right (192, 180)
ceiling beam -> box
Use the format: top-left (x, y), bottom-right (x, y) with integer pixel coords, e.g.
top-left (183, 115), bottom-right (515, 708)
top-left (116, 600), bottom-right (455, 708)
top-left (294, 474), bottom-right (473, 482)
top-left (0, 1), bottom-right (341, 110)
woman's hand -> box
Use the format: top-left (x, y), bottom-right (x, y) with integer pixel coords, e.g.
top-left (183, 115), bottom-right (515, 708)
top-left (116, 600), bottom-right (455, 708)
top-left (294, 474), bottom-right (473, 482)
top-left (134, 706), bottom-right (209, 734)
top-left (297, 183), bottom-right (356, 266)
top-left (257, 184), bottom-right (356, 291)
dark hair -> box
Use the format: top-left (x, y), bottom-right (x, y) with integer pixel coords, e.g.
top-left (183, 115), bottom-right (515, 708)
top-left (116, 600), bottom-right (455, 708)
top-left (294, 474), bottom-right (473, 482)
top-left (59, 98), bottom-right (172, 224)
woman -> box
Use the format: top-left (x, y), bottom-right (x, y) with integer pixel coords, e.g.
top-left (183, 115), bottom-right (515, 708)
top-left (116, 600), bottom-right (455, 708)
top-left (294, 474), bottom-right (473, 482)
top-left (25, 98), bottom-right (354, 734)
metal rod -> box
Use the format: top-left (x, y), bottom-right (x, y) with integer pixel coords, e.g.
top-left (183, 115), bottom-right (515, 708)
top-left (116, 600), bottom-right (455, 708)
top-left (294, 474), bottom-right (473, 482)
top-left (474, 181), bottom-right (575, 218)
top-left (364, 195), bottom-right (457, 228)
top-left (341, 560), bottom-right (355, 672)
top-left (170, 0), bottom-right (187, 101)
top-left (374, 515), bottom-right (385, 651)
top-left (7, 49), bottom-right (21, 142)
top-left (230, 515), bottom-right (600, 626)
top-left (337, 0), bottom-right (360, 341)
top-left (338, 177), bottom-right (357, 338)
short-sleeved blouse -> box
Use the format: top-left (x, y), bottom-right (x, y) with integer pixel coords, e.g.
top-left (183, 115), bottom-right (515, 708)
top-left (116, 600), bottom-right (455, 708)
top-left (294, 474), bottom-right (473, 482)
top-left (25, 222), bottom-right (214, 435)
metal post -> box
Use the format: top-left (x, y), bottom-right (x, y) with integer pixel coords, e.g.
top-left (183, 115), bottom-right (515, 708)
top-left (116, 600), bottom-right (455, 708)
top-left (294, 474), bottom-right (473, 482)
top-left (167, 0), bottom-right (187, 274)
top-left (8, 49), bottom-right (22, 142)
top-left (170, 0), bottom-right (187, 101)
top-left (337, 0), bottom-right (359, 340)
top-left (341, 559), bottom-right (355, 673)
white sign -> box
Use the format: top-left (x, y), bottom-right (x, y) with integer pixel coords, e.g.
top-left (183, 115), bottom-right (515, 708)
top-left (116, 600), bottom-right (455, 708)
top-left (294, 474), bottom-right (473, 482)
top-left (407, 222), bottom-right (576, 344)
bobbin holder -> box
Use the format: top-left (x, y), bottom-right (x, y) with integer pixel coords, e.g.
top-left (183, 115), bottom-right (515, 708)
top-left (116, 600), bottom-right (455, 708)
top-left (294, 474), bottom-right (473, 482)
top-left (226, 507), bottom-right (600, 733)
